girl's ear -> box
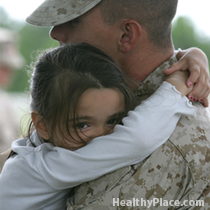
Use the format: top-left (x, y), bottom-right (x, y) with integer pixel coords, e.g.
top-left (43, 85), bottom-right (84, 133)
top-left (31, 111), bottom-right (50, 140)
top-left (118, 19), bottom-right (142, 53)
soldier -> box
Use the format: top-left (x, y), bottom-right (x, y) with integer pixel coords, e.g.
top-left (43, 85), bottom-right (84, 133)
top-left (0, 27), bottom-right (24, 172)
top-left (26, 0), bottom-right (210, 209)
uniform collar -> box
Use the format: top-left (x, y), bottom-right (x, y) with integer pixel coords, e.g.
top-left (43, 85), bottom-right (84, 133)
top-left (134, 52), bottom-right (178, 103)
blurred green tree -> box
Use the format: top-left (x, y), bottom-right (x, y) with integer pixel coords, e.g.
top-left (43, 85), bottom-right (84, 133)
top-left (0, 7), bottom-right (24, 31)
top-left (172, 16), bottom-right (210, 67)
top-left (9, 24), bottom-right (58, 92)
top-left (1, 6), bottom-right (57, 92)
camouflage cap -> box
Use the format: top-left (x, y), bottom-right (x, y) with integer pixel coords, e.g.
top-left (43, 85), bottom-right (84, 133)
top-left (26, 0), bottom-right (101, 26)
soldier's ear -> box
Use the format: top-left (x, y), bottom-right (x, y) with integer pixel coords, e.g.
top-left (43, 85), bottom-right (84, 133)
top-left (31, 111), bottom-right (50, 140)
top-left (118, 19), bottom-right (142, 53)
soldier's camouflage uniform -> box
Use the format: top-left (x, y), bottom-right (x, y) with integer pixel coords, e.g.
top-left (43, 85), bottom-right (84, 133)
top-left (66, 53), bottom-right (210, 210)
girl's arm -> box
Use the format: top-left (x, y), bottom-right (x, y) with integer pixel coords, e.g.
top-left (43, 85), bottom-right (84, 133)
top-left (12, 72), bottom-right (197, 189)
top-left (164, 47), bottom-right (210, 107)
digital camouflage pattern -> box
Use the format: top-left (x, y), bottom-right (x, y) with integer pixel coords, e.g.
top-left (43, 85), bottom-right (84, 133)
top-left (26, 0), bottom-right (101, 27)
top-left (66, 53), bottom-right (210, 209)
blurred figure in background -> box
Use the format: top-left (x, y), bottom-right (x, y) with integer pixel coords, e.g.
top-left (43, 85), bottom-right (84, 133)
top-left (0, 27), bottom-right (25, 172)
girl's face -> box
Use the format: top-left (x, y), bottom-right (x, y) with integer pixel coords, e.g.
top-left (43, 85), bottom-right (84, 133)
top-left (55, 88), bottom-right (125, 151)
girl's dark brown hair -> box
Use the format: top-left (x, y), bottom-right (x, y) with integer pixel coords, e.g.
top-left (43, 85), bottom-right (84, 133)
top-left (28, 43), bottom-right (135, 147)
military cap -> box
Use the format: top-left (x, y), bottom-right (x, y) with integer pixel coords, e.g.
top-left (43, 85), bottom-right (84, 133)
top-left (26, 0), bottom-right (101, 26)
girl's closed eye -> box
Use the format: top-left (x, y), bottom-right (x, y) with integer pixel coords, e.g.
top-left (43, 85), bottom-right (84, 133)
top-left (107, 112), bottom-right (125, 126)
top-left (107, 117), bottom-right (120, 126)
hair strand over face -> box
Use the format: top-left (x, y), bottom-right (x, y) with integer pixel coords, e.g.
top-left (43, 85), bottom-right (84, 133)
top-left (28, 43), bottom-right (136, 147)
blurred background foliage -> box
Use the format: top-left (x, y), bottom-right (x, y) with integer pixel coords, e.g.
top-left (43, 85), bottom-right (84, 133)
top-left (0, 7), bottom-right (58, 93)
top-left (172, 16), bottom-right (210, 61)
top-left (1, 6), bottom-right (210, 93)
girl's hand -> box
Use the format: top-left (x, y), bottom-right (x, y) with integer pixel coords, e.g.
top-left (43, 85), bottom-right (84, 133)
top-left (165, 71), bottom-right (193, 97)
top-left (164, 47), bottom-right (210, 107)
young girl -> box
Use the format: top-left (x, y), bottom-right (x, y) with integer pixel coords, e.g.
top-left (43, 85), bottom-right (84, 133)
top-left (0, 43), bottom-right (196, 210)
